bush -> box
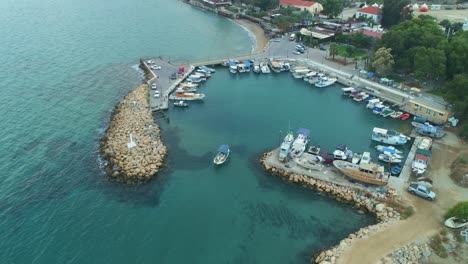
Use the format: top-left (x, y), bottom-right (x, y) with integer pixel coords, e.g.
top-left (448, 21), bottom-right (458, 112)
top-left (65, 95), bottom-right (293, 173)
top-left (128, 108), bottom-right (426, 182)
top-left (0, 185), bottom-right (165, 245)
top-left (429, 234), bottom-right (449, 258)
top-left (460, 123), bottom-right (468, 139)
top-left (445, 201), bottom-right (468, 220)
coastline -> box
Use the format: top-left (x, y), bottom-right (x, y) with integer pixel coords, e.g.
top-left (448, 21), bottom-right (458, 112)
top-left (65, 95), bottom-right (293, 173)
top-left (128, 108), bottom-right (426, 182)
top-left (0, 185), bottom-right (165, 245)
top-left (233, 18), bottom-right (268, 53)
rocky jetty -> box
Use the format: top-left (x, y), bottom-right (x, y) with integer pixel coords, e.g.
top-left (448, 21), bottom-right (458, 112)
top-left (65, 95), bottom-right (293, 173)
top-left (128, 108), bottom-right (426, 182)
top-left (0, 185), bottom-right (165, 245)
top-left (101, 84), bottom-right (166, 184)
top-left (378, 242), bottom-right (432, 264)
top-left (259, 151), bottom-right (401, 264)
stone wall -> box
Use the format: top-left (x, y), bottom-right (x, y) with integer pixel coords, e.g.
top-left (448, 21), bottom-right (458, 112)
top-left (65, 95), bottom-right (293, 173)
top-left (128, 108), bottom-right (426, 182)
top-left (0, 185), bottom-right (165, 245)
top-left (100, 84), bottom-right (166, 184)
top-left (259, 151), bottom-right (402, 264)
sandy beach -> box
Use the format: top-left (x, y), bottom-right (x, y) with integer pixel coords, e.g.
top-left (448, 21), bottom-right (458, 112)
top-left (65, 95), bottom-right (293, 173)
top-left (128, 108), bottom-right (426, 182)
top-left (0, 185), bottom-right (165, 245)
top-left (233, 19), bottom-right (269, 53)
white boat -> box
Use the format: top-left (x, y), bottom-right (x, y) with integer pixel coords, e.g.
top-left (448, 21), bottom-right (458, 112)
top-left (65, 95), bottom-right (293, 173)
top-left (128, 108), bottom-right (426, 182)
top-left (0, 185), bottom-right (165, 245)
top-left (307, 145), bottom-right (321, 155)
top-left (229, 61), bottom-right (237, 73)
top-left (375, 145), bottom-right (403, 154)
top-left (237, 64), bottom-right (246, 73)
top-left (333, 144), bottom-right (348, 160)
top-left (188, 75), bottom-right (206, 83)
top-left (390, 111), bottom-right (403, 118)
top-left (173, 100), bottom-right (189, 107)
top-left (169, 92), bottom-right (205, 101)
top-left (290, 128), bottom-right (310, 158)
top-left (308, 76), bottom-right (320, 84)
top-left (196, 69), bottom-right (211, 77)
top-left (294, 155), bottom-right (323, 171)
top-left (378, 154), bottom-right (402, 163)
top-left (213, 144), bottom-right (230, 165)
top-left (315, 77), bottom-right (337, 87)
top-left (179, 82), bottom-right (198, 89)
top-left (366, 98), bottom-right (380, 109)
top-left (418, 137), bottom-right (432, 150)
top-left (342, 87), bottom-right (356, 96)
top-left (371, 127), bottom-right (409, 145)
top-left (444, 217), bottom-right (468, 229)
top-left (292, 68), bottom-right (310, 79)
top-left (412, 153), bottom-right (428, 174)
top-left (199, 65), bottom-right (215, 73)
top-left (351, 153), bottom-right (362, 164)
top-left (260, 62), bottom-right (270, 73)
top-left (269, 61), bottom-right (283, 73)
top-left (284, 132), bottom-right (294, 144)
top-left (278, 142), bottom-right (291, 162)
top-left (360, 152), bottom-right (371, 164)
top-left (253, 62), bottom-right (260, 73)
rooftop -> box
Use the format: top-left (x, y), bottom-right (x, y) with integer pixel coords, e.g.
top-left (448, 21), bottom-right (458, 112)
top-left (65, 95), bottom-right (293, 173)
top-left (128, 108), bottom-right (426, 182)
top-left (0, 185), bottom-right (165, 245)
top-left (360, 29), bottom-right (383, 38)
top-left (357, 6), bottom-right (382, 15)
top-left (280, 0), bottom-right (317, 7)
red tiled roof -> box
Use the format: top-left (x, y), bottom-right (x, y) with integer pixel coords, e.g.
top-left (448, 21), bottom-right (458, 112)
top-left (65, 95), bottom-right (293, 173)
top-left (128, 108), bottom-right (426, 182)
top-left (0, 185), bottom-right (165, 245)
top-left (280, 0), bottom-right (316, 7)
top-left (357, 6), bottom-right (382, 15)
top-left (361, 30), bottom-right (383, 38)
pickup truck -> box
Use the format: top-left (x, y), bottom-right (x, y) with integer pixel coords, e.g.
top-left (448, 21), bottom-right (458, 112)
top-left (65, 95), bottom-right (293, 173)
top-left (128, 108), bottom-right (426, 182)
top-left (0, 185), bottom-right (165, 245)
top-left (408, 183), bottom-right (436, 201)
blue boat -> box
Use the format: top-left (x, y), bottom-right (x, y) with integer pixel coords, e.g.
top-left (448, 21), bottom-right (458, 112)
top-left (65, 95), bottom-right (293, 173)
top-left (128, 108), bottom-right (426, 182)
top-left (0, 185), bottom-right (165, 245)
top-left (391, 164), bottom-right (402, 175)
top-left (244, 61), bottom-right (251, 72)
top-left (214, 144), bottom-right (230, 165)
top-left (416, 125), bottom-right (446, 139)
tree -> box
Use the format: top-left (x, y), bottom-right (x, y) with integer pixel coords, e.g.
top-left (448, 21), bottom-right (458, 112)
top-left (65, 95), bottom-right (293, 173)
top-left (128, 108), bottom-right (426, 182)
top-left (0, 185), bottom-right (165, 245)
top-left (381, 0), bottom-right (410, 28)
top-left (350, 32), bottom-right (373, 49)
top-left (413, 47), bottom-right (446, 80)
top-left (445, 74), bottom-right (468, 120)
top-left (321, 0), bottom-right (344, 18)
top-left (445, 202), bottom-right (468, 220)
top-left (446, 31), bottom-right (468, 79)
top-left (372, 47), bottom-right (394, 75)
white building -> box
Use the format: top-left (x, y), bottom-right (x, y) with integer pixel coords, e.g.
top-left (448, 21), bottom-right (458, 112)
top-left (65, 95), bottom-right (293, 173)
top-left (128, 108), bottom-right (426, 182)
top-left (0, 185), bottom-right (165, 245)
top-left (355, 6), bottom-right (382, 23)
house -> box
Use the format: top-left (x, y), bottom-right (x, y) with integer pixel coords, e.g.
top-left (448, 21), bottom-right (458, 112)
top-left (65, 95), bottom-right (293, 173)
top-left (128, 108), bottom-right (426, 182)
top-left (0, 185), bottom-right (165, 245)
top-left (279, 0), bottom-right (323, 15)
top-left (403, 97), bottom-right (452, 125)
top-left (355, 6), bottom-right (382, 23)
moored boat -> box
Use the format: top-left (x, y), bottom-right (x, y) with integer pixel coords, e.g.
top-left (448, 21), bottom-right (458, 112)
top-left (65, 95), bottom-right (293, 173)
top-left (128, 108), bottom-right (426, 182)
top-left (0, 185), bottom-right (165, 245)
top-left (380, 107), bottom-right (395, 117)
top-left (315, 77), bottom-right (337, 87)
top-left (366, 98), bottom-right (380, 109)
top-left (260, 62), bottom-right (270, 73)
top-left (333, 160), bottom-right (389, 186)
top-left (418, 137), bottom-right (432, 150)
top-left (371, 127), bottom-right (410, 145)
top-left (169, 92), bottom-right (205, 101)
top-left (360, 152), bottom-right (371, 164)
top-left (341, 87), bottom-right (356, 96)
top-left (444, 217), bottom-right (468, 229)
top-left (253, 62), bottom-right (260, 73)
top-left (294, 155), bottom-right (324, 171)
top-left (351, 152), bottom-right (362, 164)
top-left (213, 144), bottom-right (230, 165)
top-left (378, 153), bottom-right (402, 163)
top-left (290, 128), bottom-right (310, 158)
top-left (333, 144), bottom-right (348, 160)
top-left (412, 153), bottom-right (428, 174)
top-left (390, 111), bottom-right (403, 118)
top-left (199, 65), bottom-right (215, 73)
top-left (375, 145), bottom-right (403, 154)
top-left (399, 113), bottom-right (411, 120)
top-left (278, 142), bottom-right (291, 162)
top-left (229, 61), bottom-right (237, 74)
top-left (416, 126), bottom-right (446, 139)
top-left (391, 164), bottom-right (402, 175)
top-left (237, 64), bottom-right (246, 73)
top-left (307, 145), bottom-right (321, 155)
top-left (173, 100), bottom-right (189, 107)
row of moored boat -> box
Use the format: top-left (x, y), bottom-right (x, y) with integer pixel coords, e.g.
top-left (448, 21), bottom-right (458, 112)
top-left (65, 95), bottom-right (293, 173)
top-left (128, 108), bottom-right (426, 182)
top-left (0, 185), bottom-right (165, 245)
top-left (169, 66), bottom-right (216, 105)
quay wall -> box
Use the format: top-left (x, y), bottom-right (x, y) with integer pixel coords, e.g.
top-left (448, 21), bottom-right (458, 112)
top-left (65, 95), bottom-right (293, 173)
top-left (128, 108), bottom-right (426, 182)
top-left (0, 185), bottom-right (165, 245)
top-left (259, 151), bottom-right (403, 264)
top-left (100, 83), bottom-right (167, 184)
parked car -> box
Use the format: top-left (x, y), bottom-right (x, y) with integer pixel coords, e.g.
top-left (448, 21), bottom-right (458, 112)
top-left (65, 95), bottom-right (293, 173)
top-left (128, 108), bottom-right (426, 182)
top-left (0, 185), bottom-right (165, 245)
top-left (151, 65), bottom-right (162, 70)
top-left (151, 83), bottom-right (157, 90)
top-left (407, 183), bottom-right (436, 201)
top-left (292, 51), bottom-right (302, 55)
top-left (154, 90), bottom-right (160, 98)
top-left (319, 44), bottom-right (327, 51)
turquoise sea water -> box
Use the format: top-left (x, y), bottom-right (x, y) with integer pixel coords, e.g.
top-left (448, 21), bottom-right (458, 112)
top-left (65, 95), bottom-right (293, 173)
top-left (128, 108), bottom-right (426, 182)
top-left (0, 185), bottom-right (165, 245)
top-left (0, 0), bottom-right (411, 263)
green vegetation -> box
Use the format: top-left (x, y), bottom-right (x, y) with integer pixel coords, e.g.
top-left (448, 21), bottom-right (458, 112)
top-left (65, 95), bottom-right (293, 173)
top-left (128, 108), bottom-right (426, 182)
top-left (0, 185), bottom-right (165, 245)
top-left (461, 124), bottom-right (468, 139)
top-left (225, 6), bottom-right (240, 13)
top-left (429, 234), bottom-right (449, 258)
top-left (335, 32), bottom-right (373, 49)
top-left (445, 201), bottom-right (468, 220)
top-left (330, 43), bottom-right (367, 59)
top-left (371, 47), bottom-right (394, 75)
top-left (273, 7), bottom-right (313, 31)
top-left (321, 0), bottom-right (344, 18)
top-left (427, 89), bottom-right (446, 97)
top-left (445, 74), bottom-right (468, 120)
top-left (381, 0), bottom-right (411, 28)
top-left (239, 0), bottom-right (278, 10)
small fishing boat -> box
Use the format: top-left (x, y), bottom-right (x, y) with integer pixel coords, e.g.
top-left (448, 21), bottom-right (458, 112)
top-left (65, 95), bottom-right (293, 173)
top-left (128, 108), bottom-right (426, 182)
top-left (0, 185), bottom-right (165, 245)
top-left (351, 152), bottom-right (362, 164)
top-left (399, 113), bottom-right (411, 120)
top-left (380, 107), bottom-right (395, 117)
top-left (341, 87), bottom-right (356, 96)
top-left (253, 62), bottom-right (261, 73)
top-left (173, 100), bottom-right (189, 107)
top-left (333, 160), bottom-right (389, 186)
top-left (412, 153), bottom-right (428, 174)
top-left (229, 61), bottom-right (237, 74)
top-left (416, 126), bottom-right (446, 139)
top-left (333, 144), bottom-right (348, 160)
top-left (444, 217), bottom-right (468, 229)
top-left (283, 132), bottom-right (294, 144)
top-left (169, 92), bottom-right (205, 101)
top-left (213, 144), bottom-right (230, 165)
top-left (418, 137), bottom-right (432, 150)
top-left (292, 68), bottom-right (310, 79)
top-left (244, 61), bottom-right (251, 72)
top-left (308, 76), bottom-right (320, 84)
top-left (237, 64), bottom-right (246, 73)
top-left (260, 62), bottom-right (270, 74)
top-left (378, 154), bottom-right (402, 163)
top-left (360, 152), bottom-right (371, 164)
top-left (372, 104), bottom-right (385, 114)
top-left (375, 145), bottom-right (403, 154)
top-left (294, 155), bottom-right (324, 171)
top-left (179, 82), bottom-right (198, 89)
top-left (372, 127), bottom-right (410, 145)
top-left (390, 111), bottom-right (403, 118)
top-left (278, 142), bottom-right (291, 162)
top-left (366, 98), bottom-right (380, 109)
top-left (307, 145), bottom-right (321, 155)
top-left (199, 65), bottom-right (215, 73)
top-left (391, 164), bottom-right (402, 175)
top-left (315, 77), bottom-right (337, 88)
top-left (353, 93), bottom-right (364, 102)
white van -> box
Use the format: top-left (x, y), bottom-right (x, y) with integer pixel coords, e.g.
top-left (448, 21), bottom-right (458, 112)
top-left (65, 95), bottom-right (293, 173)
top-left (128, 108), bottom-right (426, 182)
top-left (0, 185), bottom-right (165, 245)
top-left (289, 33), bottom-right (296, 41)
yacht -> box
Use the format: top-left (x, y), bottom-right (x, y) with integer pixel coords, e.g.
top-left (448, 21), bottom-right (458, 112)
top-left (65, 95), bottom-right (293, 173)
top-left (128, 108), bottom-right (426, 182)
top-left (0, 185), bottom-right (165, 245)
top-left (371, 127), bottom-right (409, 145)
top-left (289, 128), bottom-right (310, 158)
top-left (260, 62), bottom-right (270, 73)
top-left (333, 144), bottom-right (348, 160)
top-left (213, 144), bottom-right (230, 165)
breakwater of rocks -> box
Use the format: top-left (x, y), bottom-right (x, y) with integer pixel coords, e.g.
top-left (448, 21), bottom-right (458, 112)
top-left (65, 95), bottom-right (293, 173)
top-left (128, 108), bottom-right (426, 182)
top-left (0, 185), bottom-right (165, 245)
top-left (259, 151), bottom-right (402, 264)
top-left (378, 242), bottom-right (432, 264)
top-left (100, 84), bottom-right (166, 184)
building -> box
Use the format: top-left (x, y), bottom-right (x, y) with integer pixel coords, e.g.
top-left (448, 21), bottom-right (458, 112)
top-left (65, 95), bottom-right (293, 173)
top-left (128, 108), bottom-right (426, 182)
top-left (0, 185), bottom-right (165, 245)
top-left (402, 97), bottom-right (452, 125)
top-left (279, 0), bottom-right (323, 15)
top-left (355, 6), bottom-right (382, 23)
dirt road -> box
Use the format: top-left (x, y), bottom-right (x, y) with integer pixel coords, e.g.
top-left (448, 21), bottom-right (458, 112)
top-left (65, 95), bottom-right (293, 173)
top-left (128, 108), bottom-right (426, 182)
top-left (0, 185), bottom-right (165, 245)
top-left (338, 133), bottom-right (467, 264)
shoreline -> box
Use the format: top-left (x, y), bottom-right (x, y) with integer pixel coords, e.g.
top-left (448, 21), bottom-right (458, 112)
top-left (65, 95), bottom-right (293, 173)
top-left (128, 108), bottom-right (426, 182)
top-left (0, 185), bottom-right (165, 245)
top-left (232, 18), bottom-right (268, 53)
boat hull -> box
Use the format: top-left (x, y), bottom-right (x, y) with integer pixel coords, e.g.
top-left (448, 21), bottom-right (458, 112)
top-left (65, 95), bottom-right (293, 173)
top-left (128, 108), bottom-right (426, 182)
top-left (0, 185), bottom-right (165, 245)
top-left (333, 160), bottom-right (388, 186)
